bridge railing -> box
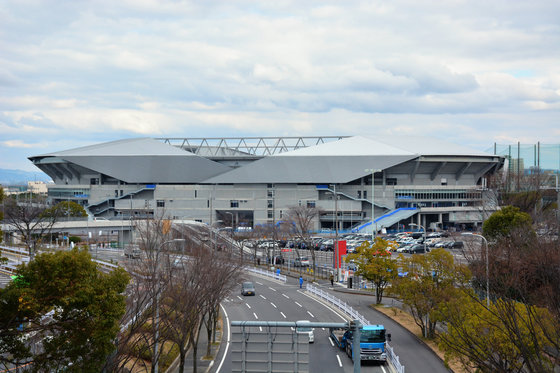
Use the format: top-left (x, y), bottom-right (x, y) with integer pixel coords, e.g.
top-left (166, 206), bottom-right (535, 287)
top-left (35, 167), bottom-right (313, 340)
top-left (246, 266), bottom-right (287, 283)
top-left (306, 284), bottom-right (369, 326)
top-left (306, 284), bottom-right (405, 373)
top-left (386, 342), bottom-right (405, 373)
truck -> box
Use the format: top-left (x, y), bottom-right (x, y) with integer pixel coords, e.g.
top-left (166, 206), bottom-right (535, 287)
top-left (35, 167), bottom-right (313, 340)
top-left (330, 324), bottom-right (390, 363)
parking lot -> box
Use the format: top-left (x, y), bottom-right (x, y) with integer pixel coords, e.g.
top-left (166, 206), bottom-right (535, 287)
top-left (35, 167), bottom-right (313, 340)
top-left (240, 230), bottom-right (469, 277)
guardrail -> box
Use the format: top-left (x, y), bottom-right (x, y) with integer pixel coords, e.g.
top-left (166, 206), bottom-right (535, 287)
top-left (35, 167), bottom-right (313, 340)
top-left (246, 266), bottom-right (287, 283)
top-left (306, 284), bottom-right (405, 373)
top-left (0, 263), bottom-right (17, 276)
top-left (386, 342), bottom-right (405, 373)
top-left (92, 259), bottom-right (120, 272)
top-left (306, 284), bottom-right (369, 325)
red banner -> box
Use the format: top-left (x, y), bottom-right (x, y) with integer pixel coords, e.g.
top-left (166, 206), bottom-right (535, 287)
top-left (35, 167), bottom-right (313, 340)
top-left (335, 240), bottom-right (347, 268)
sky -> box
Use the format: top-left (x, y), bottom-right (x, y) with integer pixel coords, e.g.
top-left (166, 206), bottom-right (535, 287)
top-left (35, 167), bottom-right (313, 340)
top-left (1, 0), bottom-right (559, 171)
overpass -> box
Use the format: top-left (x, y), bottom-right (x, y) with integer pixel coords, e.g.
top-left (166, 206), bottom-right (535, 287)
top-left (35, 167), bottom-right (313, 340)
top-left (2, 219), bottom-right (135, 248)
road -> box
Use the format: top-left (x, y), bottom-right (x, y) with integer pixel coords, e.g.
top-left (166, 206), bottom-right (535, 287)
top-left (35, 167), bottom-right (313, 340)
top-left (215, 274), bottom-right (450, 373)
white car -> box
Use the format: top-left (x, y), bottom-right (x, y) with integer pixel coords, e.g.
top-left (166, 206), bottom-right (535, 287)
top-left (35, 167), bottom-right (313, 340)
top-left (296, 320), bottom-right (314, 343)
top-left (294, 257), bottom-right (310, 267)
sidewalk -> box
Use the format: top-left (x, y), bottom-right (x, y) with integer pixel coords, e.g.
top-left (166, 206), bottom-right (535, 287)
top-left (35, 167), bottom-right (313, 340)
top-left (166, 320), bottom-right (221, 373)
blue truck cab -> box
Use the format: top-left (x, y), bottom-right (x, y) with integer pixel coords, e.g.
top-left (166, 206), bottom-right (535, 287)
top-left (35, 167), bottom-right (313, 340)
top-left (330, 324), bottom-right (390, 362)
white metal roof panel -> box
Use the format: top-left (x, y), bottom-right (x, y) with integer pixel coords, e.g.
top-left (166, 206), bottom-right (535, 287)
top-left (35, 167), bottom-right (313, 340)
top-left (203, 155), bottom-right (417, 184)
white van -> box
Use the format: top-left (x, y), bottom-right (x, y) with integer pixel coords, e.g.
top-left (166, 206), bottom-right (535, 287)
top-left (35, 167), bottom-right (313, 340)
top-left (296, 320), bottom-right (314, 343)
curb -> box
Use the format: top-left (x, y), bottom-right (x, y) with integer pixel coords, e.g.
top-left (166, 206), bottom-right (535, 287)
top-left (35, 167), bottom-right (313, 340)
top-left (367, 304), bottom-right (454, 373)
top-left (204, 315), bottom-right (223, 373)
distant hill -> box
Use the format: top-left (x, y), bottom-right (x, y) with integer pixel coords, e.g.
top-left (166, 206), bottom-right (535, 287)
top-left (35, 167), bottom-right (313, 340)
top-left (0, 168), bottom-right (52, 185)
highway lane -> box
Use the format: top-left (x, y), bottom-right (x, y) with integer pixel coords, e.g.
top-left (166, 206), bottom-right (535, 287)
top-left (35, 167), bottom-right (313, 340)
top-left (218, 275), bottom-right (389, 373)
top-left (326, 290), bottom-right (450, 373)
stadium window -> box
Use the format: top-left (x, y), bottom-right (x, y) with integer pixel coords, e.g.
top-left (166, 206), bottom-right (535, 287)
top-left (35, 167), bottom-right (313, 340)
top-left (357, 191), bottom-right (361, 199)
top-left (267, 190), bottom-right (274, 198)
top-left (268, 200), bottom-right (273, 208)
top-left (194, 190), bottom-right (197, 198)
top-left (363, 190), bottom-right (367, 199)
top-left (267, 183), bottom-right (274, 188)
top-left (90, 178), bottom-right (99, 185)
top-left (157, 200), bottom-right (165, 207)
top-left (268, 210), bottom-right (274, 219)
top-left (230, 200), bottom-right (239, 208)
top-left (307, 200), bottom-right (316, 208)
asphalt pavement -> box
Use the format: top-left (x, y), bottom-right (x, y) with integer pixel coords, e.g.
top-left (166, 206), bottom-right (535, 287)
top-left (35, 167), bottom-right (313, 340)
top-left (169, 267), bottom-right (450, 373)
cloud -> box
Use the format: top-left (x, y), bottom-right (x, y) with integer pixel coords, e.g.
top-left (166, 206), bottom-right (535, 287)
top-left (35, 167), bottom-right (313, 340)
top-left (0, 0), bottom-right (559, 171)
top-left (2, 139), bottom-right (34, 148)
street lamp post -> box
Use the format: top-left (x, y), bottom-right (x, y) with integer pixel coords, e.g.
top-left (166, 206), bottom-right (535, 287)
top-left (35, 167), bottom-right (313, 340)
top-left (332, 184), bottom-right (342, 282)
top-left (409, 222), bottom-right (429, 337)
top-left (153, 238), bottom-right (186, 373)
top-left (365, 169), bottom-right (381, 243)
top-left (462, 232), bottom-right (490, 308)
top-left (409, 223), bottom-right (426, 252)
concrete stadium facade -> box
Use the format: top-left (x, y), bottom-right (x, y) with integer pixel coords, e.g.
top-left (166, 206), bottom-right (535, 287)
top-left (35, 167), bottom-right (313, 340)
top-left (29, 136), bottom-right (504, 233)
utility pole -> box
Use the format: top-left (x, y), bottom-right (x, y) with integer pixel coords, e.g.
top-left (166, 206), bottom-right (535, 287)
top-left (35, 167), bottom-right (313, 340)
top-left (334, 184), bottom-right (339, 282)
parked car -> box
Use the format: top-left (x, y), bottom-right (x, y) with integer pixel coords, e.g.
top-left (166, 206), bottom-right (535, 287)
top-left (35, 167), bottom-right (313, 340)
top-left (397, 244), bottom-right (413, 253)
top-left (241, 281), bottom-right (256, 296)
top-left (294, 256), bottom-right (310, 267)
top-left (319, 239), bottom-right (334, 251)
top-left (448, 241), bottom-right (464, 249)
top-left (409, 244), bottom-right (429, 254)
top-left (434, 240), bottom-right (452, 248)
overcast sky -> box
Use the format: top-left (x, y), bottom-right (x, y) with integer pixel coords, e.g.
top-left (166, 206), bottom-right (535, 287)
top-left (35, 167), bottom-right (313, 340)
top-left (1, 0), bottom-right (559, 171)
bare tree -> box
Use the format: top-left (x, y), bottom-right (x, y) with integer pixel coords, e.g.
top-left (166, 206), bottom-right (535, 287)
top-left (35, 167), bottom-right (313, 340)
top-left (3, 195), bottom-right (58, 259)
top-left (201, 248), bottom-right (244, 357)
top-left (286, 205), bottom-right (323, 279)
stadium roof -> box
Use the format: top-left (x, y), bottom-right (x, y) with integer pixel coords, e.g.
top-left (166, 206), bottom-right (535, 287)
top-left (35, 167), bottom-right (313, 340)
top-left (205, 136), bottom-right (500, 184)
top-left (29, 136), bottom-right (502, 184)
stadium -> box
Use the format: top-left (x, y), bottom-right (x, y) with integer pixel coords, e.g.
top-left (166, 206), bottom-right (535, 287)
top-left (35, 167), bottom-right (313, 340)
top-left (29, 135), bottom-right (504, 234)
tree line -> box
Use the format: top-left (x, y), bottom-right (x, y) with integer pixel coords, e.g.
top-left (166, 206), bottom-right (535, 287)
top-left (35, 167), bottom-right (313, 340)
top-left (348, 204), bottom-right (559, 373)
top-left (0, 208), bottom-right (245, 372)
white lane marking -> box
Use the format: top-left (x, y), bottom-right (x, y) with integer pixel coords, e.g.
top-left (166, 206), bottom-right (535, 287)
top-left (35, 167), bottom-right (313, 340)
top-left (246, 303), bottom-right (251, 309)
top-left (299, 290), bottom-right (347, 321)
top-left (307, 310), bottom-right (315, 318)
top-left (236, 295), bottom-right (243, 300)
top-left (259, 294), bottom-right (267, 300)
top-left (253, 312), bottom-right (258, 319)
top-left (328, 337), bottom-right (335, 347)
top-left (268, 287), bottom-right (277, 292)
top-left (280, 312), bottom-right (286, 318)
top-left (282, 293), bottom-right (290, 299)
top-left (295, 301), bottom-right (302, 307)
top-left (336, 355), bottom-right (343, 367)
top-left (270, 302), bottom-right (277, 308)
top-left (256, 281), bottom-right (263, 285)
top-left (259, 326), bottom-right (263, 332)
top-left (381, 365), bottom-right (387, 373)
top-left (216, 304), bottom-right (230, 373)
top-left (321, 327), bottom-right (325, 331)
